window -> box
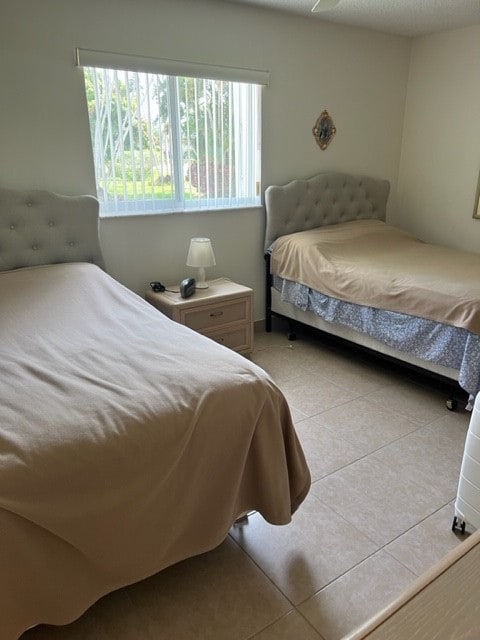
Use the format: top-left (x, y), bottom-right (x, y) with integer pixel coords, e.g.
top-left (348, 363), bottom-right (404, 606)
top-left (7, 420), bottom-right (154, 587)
top-left (76, 49), bottom-right (267, 216)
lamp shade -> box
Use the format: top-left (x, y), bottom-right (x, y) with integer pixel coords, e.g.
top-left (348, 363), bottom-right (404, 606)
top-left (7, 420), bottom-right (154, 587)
top-left (186, 238), bottom-right (216, 268)
top-left (186, 237), bottom-right (216, 289)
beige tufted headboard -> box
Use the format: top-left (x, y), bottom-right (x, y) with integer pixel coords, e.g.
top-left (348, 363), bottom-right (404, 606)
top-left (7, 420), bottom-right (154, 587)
top-left (0, 187), bottom-right (105, 272)
top-left (264, 172), bottom-right (390, 252)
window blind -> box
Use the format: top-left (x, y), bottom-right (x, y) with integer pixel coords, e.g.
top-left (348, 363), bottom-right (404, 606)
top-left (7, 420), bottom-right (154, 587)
top-left (75, 48), bottom-right (270, 86)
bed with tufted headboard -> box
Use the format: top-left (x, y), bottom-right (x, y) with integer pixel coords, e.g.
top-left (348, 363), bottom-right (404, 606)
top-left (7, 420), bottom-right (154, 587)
top-left (0, 187), bottom-right (310, 639)
top-left (264, 171), bottom-right (480, 409)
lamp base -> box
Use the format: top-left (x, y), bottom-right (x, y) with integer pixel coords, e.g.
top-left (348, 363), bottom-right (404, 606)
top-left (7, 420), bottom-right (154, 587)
top-left (195, 267), bottom-right (209, 289)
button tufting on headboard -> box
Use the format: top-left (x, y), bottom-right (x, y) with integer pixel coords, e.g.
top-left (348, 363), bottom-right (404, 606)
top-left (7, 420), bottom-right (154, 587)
top-left (0, 187), bottom-right (105, 272)
top-left (264, 172), bottom-right (390, 252)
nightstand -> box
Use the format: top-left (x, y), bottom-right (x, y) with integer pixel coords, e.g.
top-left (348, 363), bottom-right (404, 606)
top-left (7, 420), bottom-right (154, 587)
top-left (146, 278), bottom-right (253, 355)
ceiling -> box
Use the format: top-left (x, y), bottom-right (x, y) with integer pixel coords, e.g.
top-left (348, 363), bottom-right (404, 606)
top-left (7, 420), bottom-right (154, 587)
top-left (218, 0), bottom-right (480, 37)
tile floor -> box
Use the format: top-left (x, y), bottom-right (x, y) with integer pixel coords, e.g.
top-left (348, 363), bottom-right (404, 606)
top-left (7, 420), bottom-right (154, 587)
top-left (22, 321), bottom-right (472, 640)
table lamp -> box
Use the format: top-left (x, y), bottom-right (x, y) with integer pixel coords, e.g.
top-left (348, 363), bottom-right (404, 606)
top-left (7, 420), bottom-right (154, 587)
top-left (186, 237), bottom-right (216, 289)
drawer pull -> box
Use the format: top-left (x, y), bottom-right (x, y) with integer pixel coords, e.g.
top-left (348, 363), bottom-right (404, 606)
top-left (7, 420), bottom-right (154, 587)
top-left (210, 310), bottom-right (224, 318)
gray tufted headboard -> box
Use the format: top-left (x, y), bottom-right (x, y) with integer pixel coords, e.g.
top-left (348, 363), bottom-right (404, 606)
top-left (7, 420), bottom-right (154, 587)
top-left (0, 187), bottom-right (105, 272)
top-left (264, 172), bottom-right (390, 252)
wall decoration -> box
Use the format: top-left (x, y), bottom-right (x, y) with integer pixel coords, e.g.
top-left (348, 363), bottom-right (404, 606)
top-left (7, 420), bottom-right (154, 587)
top-left (313, 110), bottom-right (336, 150)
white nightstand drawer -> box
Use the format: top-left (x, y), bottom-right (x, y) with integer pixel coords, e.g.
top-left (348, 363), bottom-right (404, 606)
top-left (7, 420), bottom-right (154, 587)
top-left (205, 324), bottom-right (252, 353)
top-left (180, 297), bottom-right (250, 332)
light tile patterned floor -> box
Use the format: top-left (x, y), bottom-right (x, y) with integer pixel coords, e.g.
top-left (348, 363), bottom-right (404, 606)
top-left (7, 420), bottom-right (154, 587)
top-left (22, 322), bottom-right (472, 640)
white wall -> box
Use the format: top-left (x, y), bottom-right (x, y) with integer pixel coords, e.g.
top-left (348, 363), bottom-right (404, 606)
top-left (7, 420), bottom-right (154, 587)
top-left (395, 25), bottom-right (480, 252)
top-left (0, 0), bottom-right (410, 319)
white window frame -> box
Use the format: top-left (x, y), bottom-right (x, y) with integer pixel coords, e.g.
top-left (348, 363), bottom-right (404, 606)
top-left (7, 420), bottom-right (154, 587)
top-left (75, 48), bottom-right (269, 217)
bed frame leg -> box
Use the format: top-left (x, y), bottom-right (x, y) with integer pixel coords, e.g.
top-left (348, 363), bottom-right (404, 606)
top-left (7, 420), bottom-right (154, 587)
top-left (265, 253), bottom-right (272, 333)
top-left (446, 397), bottom-right (458, 411)
top-left (266, 309), bottom-right (272, 333)
top-left (287, 321), bottom-right (297, 341)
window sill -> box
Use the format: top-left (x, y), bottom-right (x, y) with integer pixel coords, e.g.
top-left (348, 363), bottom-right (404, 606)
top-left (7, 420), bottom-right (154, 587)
top-left (99, 203), bottom-right (263, 220)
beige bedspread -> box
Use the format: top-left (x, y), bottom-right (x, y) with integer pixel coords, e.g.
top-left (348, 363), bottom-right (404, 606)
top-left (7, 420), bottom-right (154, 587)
top-left (0, 263), bottom-right (310, 639)
top-left (271, 219), bottom-right (480, 335)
